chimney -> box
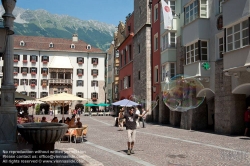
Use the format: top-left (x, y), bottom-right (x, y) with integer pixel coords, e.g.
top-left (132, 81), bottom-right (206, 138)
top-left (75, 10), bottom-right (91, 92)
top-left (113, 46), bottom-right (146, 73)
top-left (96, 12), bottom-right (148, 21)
top-left (72, 34), bottom-right (78, 42)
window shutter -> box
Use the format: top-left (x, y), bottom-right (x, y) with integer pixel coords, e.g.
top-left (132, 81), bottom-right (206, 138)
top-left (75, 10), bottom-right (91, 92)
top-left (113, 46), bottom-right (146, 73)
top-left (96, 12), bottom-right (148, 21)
top-left (30, 56), bottom-right (32, 61)
top-left (97, 70), bottom-right (99, 75)
top-left (47, 56), bottom-right (49, 62)
top-left (224, 28), bottom-right (227, 52)
top-left (97, 93), bottom-right (98, 99)
top-left (198, 40), bottom-right (201, 61)
top-left (18, 55), bottom-right (20, 60)
top-left (36, 56), bottom-right (37, 61)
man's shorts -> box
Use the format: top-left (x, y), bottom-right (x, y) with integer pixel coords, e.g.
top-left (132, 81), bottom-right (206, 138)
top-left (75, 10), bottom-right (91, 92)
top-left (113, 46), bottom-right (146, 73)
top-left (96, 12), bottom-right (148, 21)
top-left (127, 129), bottom-right (136, 142)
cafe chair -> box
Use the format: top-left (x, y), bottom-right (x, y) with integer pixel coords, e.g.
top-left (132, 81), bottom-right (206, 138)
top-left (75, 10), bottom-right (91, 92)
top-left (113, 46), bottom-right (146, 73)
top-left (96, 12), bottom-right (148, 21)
top-left (72, 128), bottom-right (84, 143)
top-left (60, 132), bottom-right (71, 143)
top-left (82, 125), bottom-right (88, 137)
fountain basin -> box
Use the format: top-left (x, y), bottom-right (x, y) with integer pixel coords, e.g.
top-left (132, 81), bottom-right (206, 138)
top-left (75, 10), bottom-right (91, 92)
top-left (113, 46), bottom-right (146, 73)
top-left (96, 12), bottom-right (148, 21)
top-left (17, 123), bottom-right (68, 151)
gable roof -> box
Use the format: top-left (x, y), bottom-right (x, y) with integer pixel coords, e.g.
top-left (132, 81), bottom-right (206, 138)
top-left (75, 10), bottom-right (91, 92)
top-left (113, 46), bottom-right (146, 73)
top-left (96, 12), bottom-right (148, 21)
top-left (14, 35), bottom-right (104, 53)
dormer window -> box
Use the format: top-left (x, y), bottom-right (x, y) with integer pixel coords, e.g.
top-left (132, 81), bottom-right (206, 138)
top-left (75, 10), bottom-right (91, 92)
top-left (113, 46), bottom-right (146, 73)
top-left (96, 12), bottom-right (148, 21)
top-left (87, 44), bottom-right (91, 49)
top-left (20, 41), bottom-right (25, 46)
top-left (49, 42), bottom-right (54, 48)
top-left (70, 44), bottom-right (75, 49)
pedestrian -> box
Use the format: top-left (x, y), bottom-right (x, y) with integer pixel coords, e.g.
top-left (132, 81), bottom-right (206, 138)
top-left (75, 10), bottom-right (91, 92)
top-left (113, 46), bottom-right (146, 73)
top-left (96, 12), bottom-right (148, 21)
top-left (244, 107), bottom-right (250, 136)
top-left (77, 107), bottom-right (81, 117)
top-left (42, 108), bottom-right (45, 115)
top-left (118, 108), bottom-right (124, 131)
top-left (76, 117), bottom-right (82, 128)
top-left (135, 107), bottom-right (140, 128)
top-left (51, 117), bottom-right (58, 123)
top-left (140, 108), bottom-right (147, 128)
top-left (122, 107), bottom-right (148, 155)
top-left (41, 116), bottom-right (47, 122)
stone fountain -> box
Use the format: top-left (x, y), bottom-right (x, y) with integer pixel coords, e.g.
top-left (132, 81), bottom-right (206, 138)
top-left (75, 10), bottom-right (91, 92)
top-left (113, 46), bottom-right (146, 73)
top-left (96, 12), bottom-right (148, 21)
top-left (17, 123), bottom-right (68, 151)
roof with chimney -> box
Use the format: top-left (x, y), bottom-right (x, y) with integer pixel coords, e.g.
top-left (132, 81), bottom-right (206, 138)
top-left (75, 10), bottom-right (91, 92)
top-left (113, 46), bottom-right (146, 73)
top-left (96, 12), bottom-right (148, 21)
top-left (13, 35), bottom-right (104, 53)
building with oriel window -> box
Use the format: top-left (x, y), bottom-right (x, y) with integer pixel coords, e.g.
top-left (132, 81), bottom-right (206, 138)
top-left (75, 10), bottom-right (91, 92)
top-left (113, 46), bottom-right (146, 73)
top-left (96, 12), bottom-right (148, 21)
top-left (0, 34), bottom-right (107, 113)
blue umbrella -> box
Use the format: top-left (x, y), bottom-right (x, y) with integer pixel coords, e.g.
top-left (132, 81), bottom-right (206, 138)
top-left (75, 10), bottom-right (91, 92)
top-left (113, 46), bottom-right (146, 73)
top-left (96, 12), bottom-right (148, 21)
top-left (112, 99), bottom-right (139, 107)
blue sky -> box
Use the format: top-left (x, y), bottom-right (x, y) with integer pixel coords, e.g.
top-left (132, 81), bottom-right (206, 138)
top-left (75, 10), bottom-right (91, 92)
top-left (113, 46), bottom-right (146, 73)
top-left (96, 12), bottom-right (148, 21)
top-left (16, 0), bottom-right (134, 25)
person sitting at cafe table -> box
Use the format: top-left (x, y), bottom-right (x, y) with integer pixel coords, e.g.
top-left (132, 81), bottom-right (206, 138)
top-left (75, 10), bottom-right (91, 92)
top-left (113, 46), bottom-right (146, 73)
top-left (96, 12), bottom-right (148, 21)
top-left (51, 117), bottom-right (58, 123)
top-left (76, 117), bottom-right (82, 128)
top-left (59, 117), bottom-right (65, 123)
top-left (41, 116), bottom-right (47, 122)
top-left (68, 117), bottom-right (76, 128)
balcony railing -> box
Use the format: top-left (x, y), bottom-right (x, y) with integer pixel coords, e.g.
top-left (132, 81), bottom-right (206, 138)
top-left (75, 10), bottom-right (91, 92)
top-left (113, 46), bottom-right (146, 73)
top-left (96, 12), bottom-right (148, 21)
top-left (49, 79), bottom-right (72, 84)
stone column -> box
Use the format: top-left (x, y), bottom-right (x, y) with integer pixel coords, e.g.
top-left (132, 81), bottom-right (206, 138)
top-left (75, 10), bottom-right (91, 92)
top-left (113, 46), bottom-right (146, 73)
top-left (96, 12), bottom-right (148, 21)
top-left (0, 0), bottom-right (17, 155)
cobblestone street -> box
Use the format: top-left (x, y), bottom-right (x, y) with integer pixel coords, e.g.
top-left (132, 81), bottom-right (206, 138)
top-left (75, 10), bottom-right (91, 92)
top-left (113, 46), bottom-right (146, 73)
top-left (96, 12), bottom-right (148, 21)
top-left (29, 115), bottom-right (250, 166)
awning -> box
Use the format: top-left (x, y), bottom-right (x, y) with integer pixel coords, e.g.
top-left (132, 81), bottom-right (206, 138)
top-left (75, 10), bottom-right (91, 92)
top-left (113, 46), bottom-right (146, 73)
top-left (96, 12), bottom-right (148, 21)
top-left (196, 88), bottom-right (215, 99)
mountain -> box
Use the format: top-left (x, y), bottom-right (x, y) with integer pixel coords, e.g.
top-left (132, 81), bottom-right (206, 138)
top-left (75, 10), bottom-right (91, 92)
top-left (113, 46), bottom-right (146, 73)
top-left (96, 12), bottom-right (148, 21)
top-left (0, 7), bottom-right (116, 51)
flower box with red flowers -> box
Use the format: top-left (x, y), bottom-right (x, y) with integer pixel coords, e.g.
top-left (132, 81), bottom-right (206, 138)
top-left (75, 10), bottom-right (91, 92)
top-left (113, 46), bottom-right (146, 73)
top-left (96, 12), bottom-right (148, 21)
top-left (42, 61), bottom-right (48, 64)
top-left (78, 61), bottom-right (83, 65)
top-left (22, 72), bottom-right (27, 75)
top-left (42, 84), bottom-right (47, 88)
top-left (22, 60), bottom-right (28, 63)
top-left (78, 73), bottom-right (83, 76)
top-left (92, 98), bottom-right (97, 101)
top-left (14, 59), bottom-right (18, 62)
top-left (13, 72), bottom-right (18, 75)
top-left (92, 73), bottom-right (97, 77)
top-left (92, 62), bottom-right (98, 65)
top-left (42, 73), bottom-right (47, 76)
top-left (31, 60), bottom-right (36, 63)
top-left (30, 84), bottom-right (36, 87)
top-left (31, 72), bottom-right (36, 75)
top-left (14, 83), bottom-right (18, 86)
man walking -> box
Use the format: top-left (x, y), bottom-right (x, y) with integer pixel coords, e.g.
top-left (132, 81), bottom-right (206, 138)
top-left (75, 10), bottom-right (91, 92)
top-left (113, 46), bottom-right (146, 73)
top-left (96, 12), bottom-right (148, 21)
top-left (123, 107), bottom-right (148, 155)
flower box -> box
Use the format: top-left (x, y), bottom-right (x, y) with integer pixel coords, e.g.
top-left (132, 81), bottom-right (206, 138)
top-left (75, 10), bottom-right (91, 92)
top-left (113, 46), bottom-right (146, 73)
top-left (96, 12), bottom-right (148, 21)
top-left (78, 73), bottom-right (83, 76)
top-left (92, 73), bottom-right (97, 77)
top-left (42, 73), bottom-right (47, 76)
top-left (31, 60), bottom-right (36, 63)
top-left (92, 98), bottom-right (97, 101)
top-left (30, 84), bottom-right (36, 87)
top-left (42, 84), bottom-right (47, 88)
top-left (31, 72), bottom-right (36, 75)
top-left (13, 72), bottom-right (18, 75)
top-left (14, 83), bottom-right (18, 86)
top-left (14, 59), bottom-right (18, 62)
top-left (78, 62), bottom-right (83, 65)
top-left (92, 62), bottom-right (98, 65)
top-left (42, 61), bottom-right (48, 64)
top-left (22, 60), bottom-right (28, 63)
top-left (22, 72), bottom-right (27, 75)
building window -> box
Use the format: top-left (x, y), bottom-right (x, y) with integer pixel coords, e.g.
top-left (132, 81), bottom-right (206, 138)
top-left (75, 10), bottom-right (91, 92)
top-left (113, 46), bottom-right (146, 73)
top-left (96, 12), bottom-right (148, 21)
top-left (138, 71), bottom-right (140, 80)
top-left (162, 63), bottom-right (176, 81)
top-left (77, 80), bottom-right (83, 86)
top-left (123, 76), bottom-right (128, 89)
top-left (30, 55), bottom-right (37, 62)
top-left (14, 54), bottom-right (19, 62)
top-left (185, 0), bottom-right (208, 24)
top-left (20, 79), bottom-right (28, 85)
top-left (41, 92), bottom-right (48, 98)
top-left (91, 92), bottom-right (98, 99)
top-left (30, 67), bottom-right (37, 74)
top-left (77, 57), bottom-right (84, 64)
top-left (115, 67), bottom-right (119, 75)
top-left (154, 4), bottom-right (158, 22)
top-left (21, 67), bottom-right (28, 74)
top-left (170, 1), bottom-right (176, 16)
top-left (129, 45), bottom-right (132, 61)
top-left (41, 68), bottom-right (48, 75)
top-left (154, 33), bottom-right (158, 51)
top-left (162, 32), bottom-right (176, 51)
top-left (92, 58), bottom-right (98, 65)
top-left (186, 40), bottom-right (208, 64)
top-left (226, 19), bottom-right (249, 52)
top-left (42, 56), bottom-right (49, 63)
top-left (29, 92), bottom-right (36, 98)
top-left (154, 66), bottom-right (159, 83)
top-left (86, 44), bottom-right (91, 49)
top-left (20, 41), bottom-right (25, 46)
top-left (219, 0), bottom-right (224, 14)
top-left (14, 67), bottom-right (19, 74)
top-left (91, 80), bottom-right (98, 87)
top-left (219, 37), bottom-right (224, 59)
top-left (21, 91), bottom-right (27, 96)
top-left (49, 42), bottom-right (54, 48)
top-left (91, 69), bottom-right (98, 76)
top-left (70, 44), bottom-right (75, 49)
top-left (128, 76), bottom-right (131, 88)
top-left (116, 50), bottom-right (119, 57)
top-left (124, 49), bottom-right (127, 65)
top-left (41, 79), bottom-right (48, 87)
top-left (30, 79), bottom-right (37, 85)
top-left (23, 54), bottom-right (27, 62)
top-left (14, 79), bottom-right (19, 86)
top-left (76, 92), bottom-right (84, 98)
top-left (77, 69), bottom-right (83, 76)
